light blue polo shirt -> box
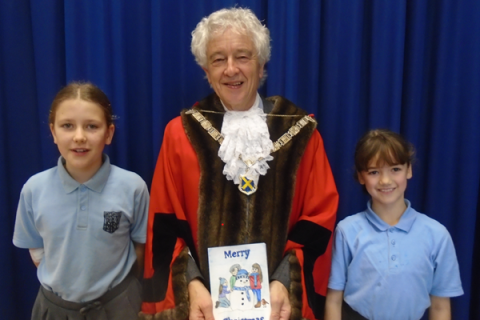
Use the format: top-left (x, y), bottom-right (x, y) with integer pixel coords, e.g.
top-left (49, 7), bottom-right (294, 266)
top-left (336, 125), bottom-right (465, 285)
top-left (328, 200), bottom-right (463, 320)
top-left (13, 155), bottom-right (149, 302)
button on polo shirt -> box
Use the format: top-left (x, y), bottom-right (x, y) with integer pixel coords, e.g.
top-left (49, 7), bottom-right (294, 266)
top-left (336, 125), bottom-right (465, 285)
top-left (78, 185), bottom-right (89, 228)
top-left (59, 157), bottom-right (112, 230)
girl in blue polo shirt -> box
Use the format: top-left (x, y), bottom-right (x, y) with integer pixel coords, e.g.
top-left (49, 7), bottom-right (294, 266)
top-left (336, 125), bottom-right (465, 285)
top-left (13, 82), bottom-right (149, 320)
top-left (325, 129), bottom-right (463, 320)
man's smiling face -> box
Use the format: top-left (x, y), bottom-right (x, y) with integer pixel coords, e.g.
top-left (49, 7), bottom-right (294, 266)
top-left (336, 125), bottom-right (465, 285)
top-left (203, 28), bottom-right (264, 111)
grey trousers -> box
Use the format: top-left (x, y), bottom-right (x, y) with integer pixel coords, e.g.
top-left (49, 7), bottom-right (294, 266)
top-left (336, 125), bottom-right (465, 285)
top-left (31, 274), bottom-right (142, 320)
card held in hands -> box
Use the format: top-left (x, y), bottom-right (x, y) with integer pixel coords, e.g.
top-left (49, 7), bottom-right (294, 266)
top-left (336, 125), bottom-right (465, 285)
top-left (208, 242), bottom-right (271, 320)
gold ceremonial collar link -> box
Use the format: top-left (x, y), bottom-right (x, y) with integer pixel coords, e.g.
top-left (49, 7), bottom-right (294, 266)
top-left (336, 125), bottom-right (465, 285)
top-left (186, 108), bottom-right (316, 154)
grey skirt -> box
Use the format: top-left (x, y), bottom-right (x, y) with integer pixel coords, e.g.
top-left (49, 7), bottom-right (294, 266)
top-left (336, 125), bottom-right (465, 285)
top-left (31, 274), bottom-right (142, 320)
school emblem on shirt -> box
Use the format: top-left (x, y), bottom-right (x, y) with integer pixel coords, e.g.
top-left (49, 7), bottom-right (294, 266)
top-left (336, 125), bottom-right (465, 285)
top-left (103, 211), bottom-right (122, 233)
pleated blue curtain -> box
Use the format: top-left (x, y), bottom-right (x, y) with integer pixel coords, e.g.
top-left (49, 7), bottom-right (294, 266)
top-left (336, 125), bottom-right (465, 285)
top-left (1, 3), bottom-right (48, 320)
top-left (1, 1), bottom-right (479, 319)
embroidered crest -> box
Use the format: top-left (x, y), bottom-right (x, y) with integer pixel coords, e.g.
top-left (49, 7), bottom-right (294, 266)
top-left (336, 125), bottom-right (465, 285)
top-left (239, 176), bottom-right (257, 195)
top-left (103, 211), bottom-right (121, 233)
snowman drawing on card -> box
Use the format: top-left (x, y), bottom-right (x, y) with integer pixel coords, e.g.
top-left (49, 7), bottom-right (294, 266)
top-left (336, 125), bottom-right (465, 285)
top-left (230, 269), bottom-right (256, 310)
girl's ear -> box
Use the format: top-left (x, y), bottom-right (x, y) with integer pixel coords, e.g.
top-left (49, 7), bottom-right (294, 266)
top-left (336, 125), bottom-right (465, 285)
top-left (105, 124), bottom-right (115, 145)
top-left (407, 164), bottom-right (413, 179)
top-left (357, 171), bottom-right (366, 185)
top-left (50, 123), bottom-right (58, 144)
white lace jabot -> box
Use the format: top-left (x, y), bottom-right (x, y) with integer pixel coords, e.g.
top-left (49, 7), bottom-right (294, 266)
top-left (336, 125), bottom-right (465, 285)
top-left (218, 93), bottom-right (274, 186)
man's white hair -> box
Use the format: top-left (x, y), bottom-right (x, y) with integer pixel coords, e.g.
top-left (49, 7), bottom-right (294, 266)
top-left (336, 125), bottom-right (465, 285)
top-left (191, 7), bottom-right (271, 68)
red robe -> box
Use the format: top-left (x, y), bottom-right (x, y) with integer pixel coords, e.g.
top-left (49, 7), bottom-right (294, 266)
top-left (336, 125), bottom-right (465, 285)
top-left (142, 94), bottom-right (338, 320)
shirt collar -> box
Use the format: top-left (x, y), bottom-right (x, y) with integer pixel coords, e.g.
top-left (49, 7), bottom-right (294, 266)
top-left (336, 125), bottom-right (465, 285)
top-left (220, 93), bottom-right (262, 112)
top-left (58, 154), bottom-right (111, 194)
top-left (365, 199), bottom-right (418, 232)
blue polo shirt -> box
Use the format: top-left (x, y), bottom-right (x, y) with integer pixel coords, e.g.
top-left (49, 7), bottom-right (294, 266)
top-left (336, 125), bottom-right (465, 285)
top-left (328, 200), bottom-right (463, 320)
top-left (13, 155), bottom-right (149, 302)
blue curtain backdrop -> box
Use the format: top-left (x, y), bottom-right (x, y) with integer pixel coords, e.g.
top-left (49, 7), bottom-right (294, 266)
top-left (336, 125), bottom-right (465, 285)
top-left (1, 1), bottom-right (479, 319)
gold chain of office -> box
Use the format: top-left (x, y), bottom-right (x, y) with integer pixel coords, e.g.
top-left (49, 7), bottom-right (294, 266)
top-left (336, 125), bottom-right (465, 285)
top-left (185, 108), bottom-right (316, 167)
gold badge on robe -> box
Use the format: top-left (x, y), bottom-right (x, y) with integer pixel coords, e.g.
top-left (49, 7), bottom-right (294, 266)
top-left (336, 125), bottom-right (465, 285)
top-left (238, 175), bottom-right (257, 195)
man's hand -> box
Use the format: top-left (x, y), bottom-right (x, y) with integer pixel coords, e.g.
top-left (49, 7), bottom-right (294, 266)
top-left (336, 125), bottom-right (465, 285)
top-left (269, 280), bottom-right (291, 320)
top-left (188, 279), bottom-right (214, 320)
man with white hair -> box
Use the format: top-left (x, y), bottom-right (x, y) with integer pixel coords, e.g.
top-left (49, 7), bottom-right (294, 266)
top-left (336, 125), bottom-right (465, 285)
top-left (141, 7), bottom-right (338, 320)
